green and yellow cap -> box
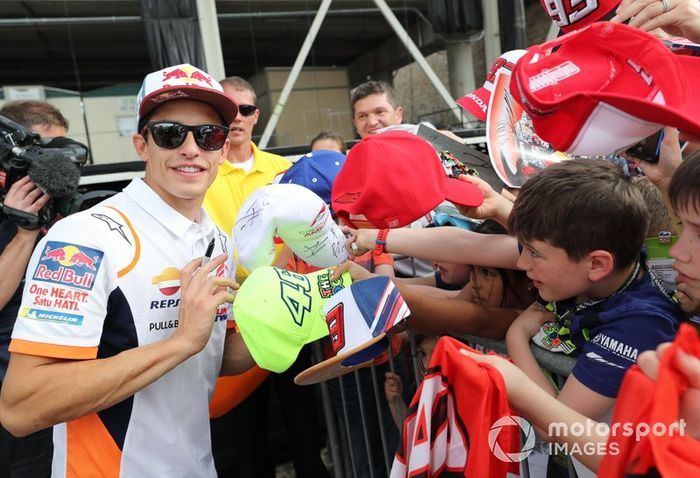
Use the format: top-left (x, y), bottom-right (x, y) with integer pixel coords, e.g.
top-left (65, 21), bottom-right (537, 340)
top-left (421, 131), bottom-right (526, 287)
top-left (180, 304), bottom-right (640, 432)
top-left (233, 266), bottom-right (351, 373)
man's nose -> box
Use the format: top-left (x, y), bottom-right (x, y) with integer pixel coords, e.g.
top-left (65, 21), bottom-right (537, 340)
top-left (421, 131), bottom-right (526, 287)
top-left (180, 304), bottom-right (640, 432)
top-left (179, 131), bottom-right (200, 155)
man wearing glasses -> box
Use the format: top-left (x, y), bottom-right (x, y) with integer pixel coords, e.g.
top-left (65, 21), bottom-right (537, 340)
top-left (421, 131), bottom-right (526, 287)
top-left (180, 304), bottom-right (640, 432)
top-left (0, 64), bottom-right (256, 477)
top-left (204, 76), bottom-right (290, 275)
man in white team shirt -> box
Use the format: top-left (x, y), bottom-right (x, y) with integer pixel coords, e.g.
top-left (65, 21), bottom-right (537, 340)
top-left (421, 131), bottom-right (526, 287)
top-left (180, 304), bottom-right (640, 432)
top-left (0, 64), bottom-right (255, 477)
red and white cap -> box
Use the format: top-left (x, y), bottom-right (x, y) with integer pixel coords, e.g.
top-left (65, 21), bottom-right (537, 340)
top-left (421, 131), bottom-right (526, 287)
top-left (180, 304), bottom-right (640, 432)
top-left (295, 276), bottom-right (410, 385)
top-left (331, 131), bottom-right (483, 229)
top-left (539, 0), bottom-right (620, 34)
top-left (510, 22), bottom-right (700, 156)
top-left (456, 50), bottom-right (527, 121)
top-left (135, 63), bottom-right (238, 130)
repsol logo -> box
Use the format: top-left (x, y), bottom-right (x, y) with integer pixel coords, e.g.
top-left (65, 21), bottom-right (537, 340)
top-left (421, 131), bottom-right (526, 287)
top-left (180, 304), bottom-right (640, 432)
top-left (150, 298), bottom-right (181, 309)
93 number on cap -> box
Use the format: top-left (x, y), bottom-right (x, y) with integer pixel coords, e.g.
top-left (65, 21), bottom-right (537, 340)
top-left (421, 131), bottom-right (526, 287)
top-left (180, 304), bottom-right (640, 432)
top-left (543, 0), bottom-right (600, 28)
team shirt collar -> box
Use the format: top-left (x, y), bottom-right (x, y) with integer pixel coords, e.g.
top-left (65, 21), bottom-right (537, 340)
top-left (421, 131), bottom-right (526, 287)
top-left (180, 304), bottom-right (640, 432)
top-left (123, 178), bottom-right (217, 239)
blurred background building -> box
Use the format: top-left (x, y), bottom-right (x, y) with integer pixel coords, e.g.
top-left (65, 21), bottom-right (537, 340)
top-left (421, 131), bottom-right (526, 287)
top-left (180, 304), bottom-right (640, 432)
top-left (0, 0), bottom-right (552, 164)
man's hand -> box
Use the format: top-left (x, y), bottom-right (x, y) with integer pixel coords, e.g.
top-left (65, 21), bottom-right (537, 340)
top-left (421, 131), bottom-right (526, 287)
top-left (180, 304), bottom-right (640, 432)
top-left (460, 349), bottom-right (530, 404)
top-left (613, 0), bottom-right (700, 42)
top-left (508, 302), bottom-right (554, 340)
top-left (341, 225), bottom-right (376, 256)
top-left (453, 174), bottom-right (513, 226)
top-left (384, 371), bottom-right (403, 402)
top-left (2, 176), bottom-right (51, 230)
top-left (174, 254), bottom-right (238, 356)
top-left (627, 127), bottom-right (683, 189)
top-left (329, 260), bottom-right (374, 283)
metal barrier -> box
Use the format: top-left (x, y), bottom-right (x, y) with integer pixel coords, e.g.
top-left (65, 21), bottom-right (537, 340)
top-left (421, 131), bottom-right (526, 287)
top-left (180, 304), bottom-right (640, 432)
top-left (311, 333), bottom-right (579, 478)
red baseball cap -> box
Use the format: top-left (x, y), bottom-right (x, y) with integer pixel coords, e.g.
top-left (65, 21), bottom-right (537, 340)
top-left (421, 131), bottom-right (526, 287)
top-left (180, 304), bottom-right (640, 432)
top-left (540, 0), bottom-right (619, 34)
top-left (331, 131), bottom-right (483, 229)
top-left (456, 50), bottom-right (527, 121)
top-left (510, 22), bottom-right (700, 156)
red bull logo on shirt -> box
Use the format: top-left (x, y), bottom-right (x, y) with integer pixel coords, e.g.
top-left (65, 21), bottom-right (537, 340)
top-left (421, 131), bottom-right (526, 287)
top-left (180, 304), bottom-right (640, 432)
top-left (33, 241), bottom-right (103, 291)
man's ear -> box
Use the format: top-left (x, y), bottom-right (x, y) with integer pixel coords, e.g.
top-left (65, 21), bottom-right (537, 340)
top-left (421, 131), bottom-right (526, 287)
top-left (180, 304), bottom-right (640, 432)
top-left (587, 250), bottom-right (614, 282)
top-left (218, 139), bottom-right (230, 165)
top-left (133, 133), bottom-right (149, 162)
top-left (395, 105), bottom-right (404, 123)
top-left (252, 108), bottom-right (260, 127)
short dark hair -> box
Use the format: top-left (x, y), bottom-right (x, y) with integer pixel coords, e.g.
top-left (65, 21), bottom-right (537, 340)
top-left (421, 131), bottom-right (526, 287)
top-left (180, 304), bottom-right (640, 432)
top-left (508, 160), bottom-right (649, 271)
top-left (0, 100), bottom-right (69, 131)
top-left (310, 130), bottom-right (346, 154)
top-left (670, 150), bottom-right (700, 216)
top-left (350, 80), bottom-right (400, 111)
top-left (631, 176), bottom-right (673, 237)
top-left (220, 76), bottom-right (257, 103)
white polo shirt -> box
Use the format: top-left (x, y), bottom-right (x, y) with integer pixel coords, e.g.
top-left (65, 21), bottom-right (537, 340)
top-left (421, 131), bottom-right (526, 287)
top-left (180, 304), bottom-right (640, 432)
top-left (10, 178), bottom-right (233, 478)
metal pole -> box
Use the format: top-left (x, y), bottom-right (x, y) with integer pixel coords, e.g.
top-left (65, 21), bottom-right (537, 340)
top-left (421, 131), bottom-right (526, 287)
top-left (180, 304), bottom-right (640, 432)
top-left (196, 0), bottom-right (226, 80)
top-left (354, 369), bottom-right (376, 478)
top-left (370, 363), bottom-right (391, 474)
top-left (338, 374), bottom-right (358, 478)
top-left (446, 41), bottom-right (477, 103)
top-left (313, 344), bottom-right (345, 478)
top-left (481, 0), bottom-right (502, 70)
top-left (371, 0), bottom-right (462, 122)
top-left (513, 0), bottom-right (527, 49)
top-left (258, 0), bottom-right (334, 148)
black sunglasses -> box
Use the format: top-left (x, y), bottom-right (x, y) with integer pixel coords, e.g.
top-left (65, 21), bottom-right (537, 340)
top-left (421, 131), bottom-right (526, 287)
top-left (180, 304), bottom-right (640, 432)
top-left (237, 104), bottom-right (258, 117)
top-left (143, 121), bottom-right (229, 151)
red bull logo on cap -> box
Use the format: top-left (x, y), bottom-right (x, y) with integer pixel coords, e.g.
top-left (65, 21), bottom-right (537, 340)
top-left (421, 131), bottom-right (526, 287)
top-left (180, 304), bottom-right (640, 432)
top-left (33, 241), bottom-right (103, 291)
top-left (161, 64), bottom-right (215, 88)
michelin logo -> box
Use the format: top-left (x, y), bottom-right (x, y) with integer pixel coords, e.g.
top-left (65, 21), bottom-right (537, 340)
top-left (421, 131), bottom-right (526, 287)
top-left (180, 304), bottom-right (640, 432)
top-left (21, 307), bottom-right (83, 326)
top-left (590, 333), bottom-right (639, 362)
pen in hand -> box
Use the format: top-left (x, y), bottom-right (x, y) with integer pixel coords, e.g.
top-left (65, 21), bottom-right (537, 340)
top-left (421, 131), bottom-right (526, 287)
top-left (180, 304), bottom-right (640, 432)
top-left (201, 238), bottom-right (216, 267)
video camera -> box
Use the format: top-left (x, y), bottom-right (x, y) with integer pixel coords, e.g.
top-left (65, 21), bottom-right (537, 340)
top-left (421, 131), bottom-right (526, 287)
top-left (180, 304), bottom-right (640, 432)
top-left (0, 114), bottom-right (111, 230)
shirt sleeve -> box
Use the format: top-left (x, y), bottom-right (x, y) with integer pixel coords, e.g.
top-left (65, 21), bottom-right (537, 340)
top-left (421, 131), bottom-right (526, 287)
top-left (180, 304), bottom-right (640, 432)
top-left (571, 313), bottom-right (678, 398)
top-left (372, 252), bottom-right (394, 268)
top-left (9, 212), bottom-right (121, 360)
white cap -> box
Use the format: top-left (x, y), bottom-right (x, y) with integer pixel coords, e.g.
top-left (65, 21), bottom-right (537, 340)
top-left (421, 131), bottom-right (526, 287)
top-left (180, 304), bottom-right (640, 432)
top-left (233, 183), bottom-right (349, 271)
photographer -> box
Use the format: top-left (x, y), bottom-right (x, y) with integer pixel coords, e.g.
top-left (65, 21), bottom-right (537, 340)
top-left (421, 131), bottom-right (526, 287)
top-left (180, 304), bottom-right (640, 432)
top-left (0, 100), bottom-right (69, 478)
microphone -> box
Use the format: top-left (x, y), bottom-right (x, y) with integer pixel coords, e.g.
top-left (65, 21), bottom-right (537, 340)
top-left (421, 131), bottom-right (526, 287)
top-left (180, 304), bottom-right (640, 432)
top-left (28, 150), bottom-right (80, 197)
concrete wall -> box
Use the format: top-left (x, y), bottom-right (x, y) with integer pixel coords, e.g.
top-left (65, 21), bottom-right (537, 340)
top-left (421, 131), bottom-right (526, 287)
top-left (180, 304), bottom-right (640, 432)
top-left (250, 66), bottom-right (355, 148)
top-left (0, 89), bottom-right (141, 165)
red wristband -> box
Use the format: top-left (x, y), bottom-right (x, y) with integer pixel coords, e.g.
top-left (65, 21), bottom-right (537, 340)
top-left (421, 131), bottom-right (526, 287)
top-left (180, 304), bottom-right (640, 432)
top-left (373, 229), bottom-right (389, 256)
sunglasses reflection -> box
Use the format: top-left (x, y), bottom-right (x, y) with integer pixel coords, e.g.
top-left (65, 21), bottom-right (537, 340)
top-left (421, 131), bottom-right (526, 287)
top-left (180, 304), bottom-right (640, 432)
top-left (143, 121), bottom-right (229, 151)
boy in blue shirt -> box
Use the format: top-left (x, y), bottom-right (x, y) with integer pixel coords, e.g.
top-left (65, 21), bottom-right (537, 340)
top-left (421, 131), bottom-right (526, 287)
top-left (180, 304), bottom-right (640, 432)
top-left (506, 159), bottom-right (681, 414)
top-left (502, 159), bottom-right (682, 475)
